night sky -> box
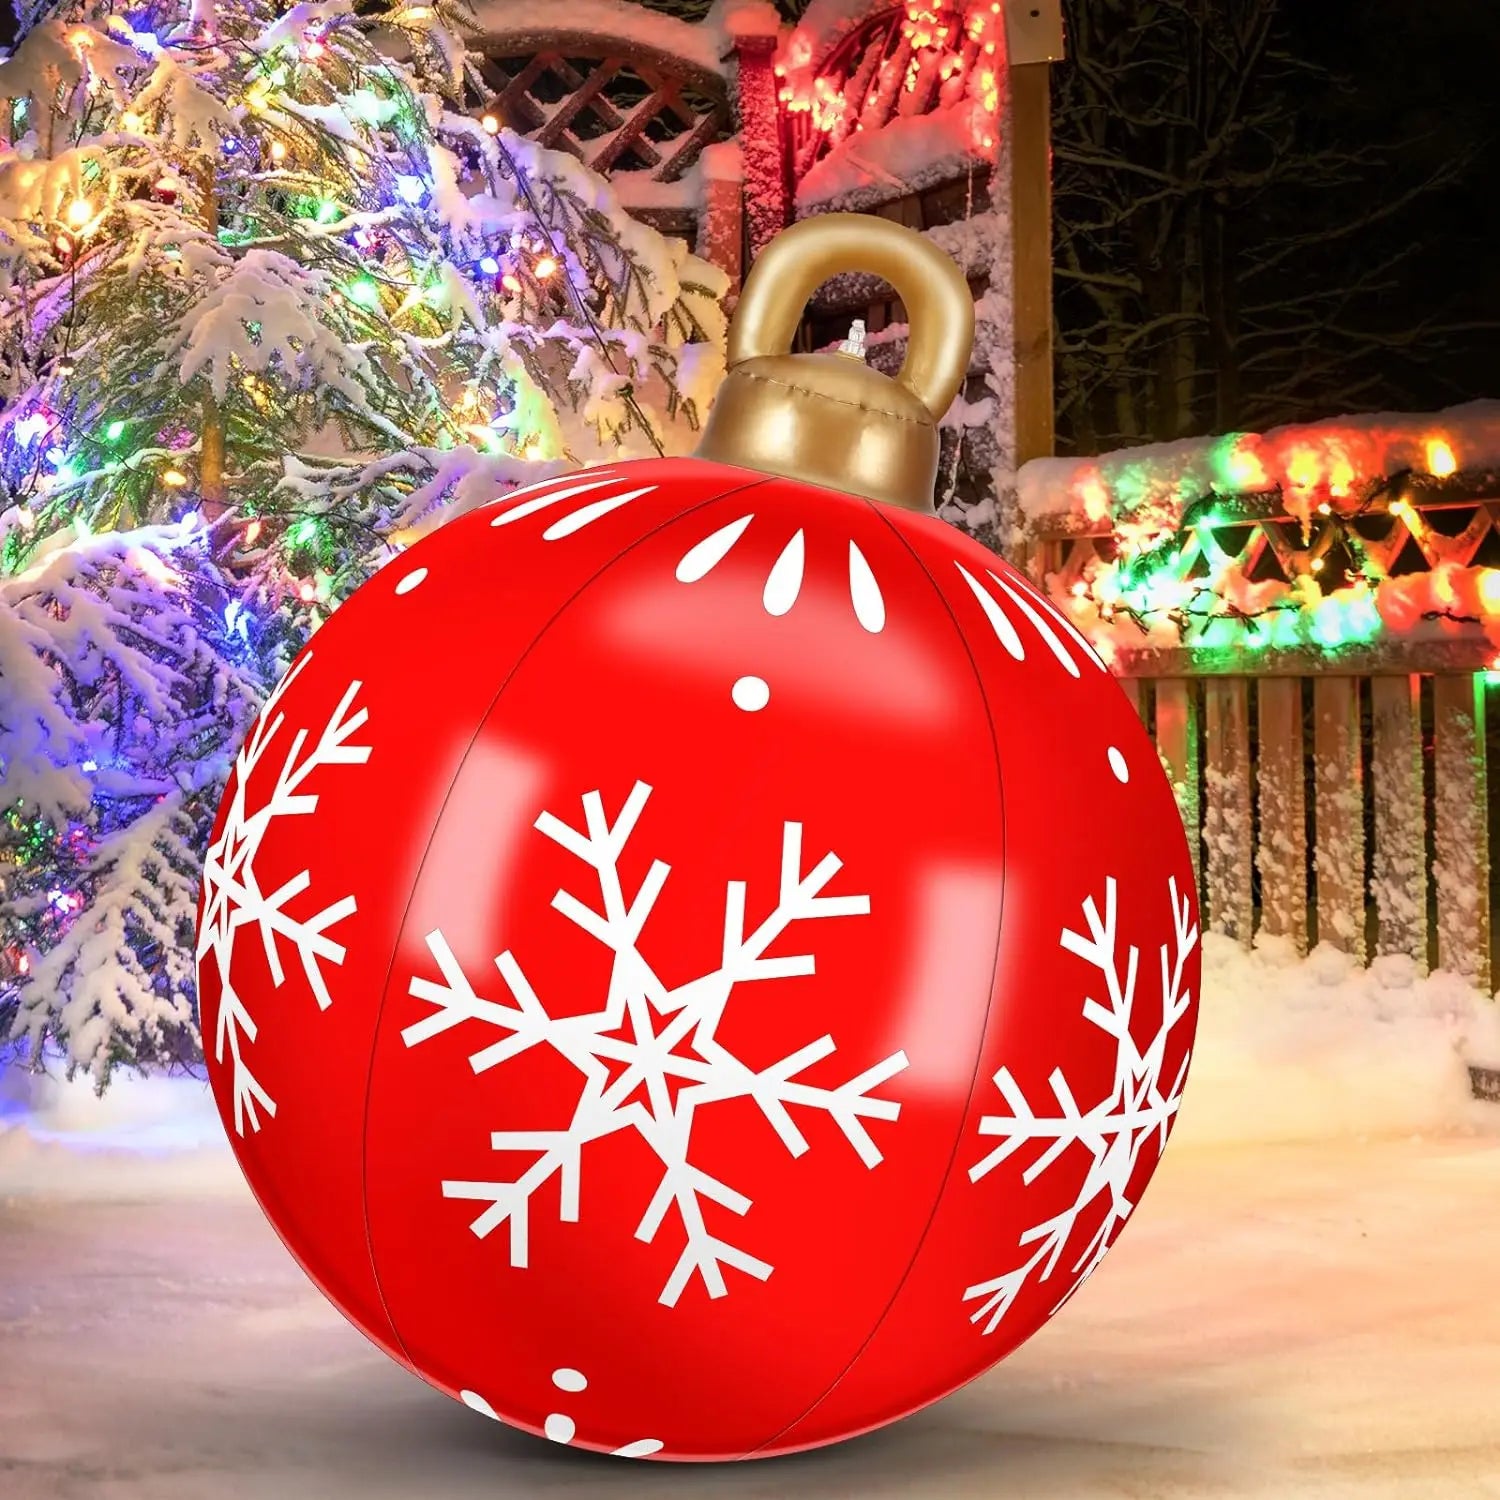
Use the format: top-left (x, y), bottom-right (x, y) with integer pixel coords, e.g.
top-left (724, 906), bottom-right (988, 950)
top-left (1283, 0), bottom-right (1500, 410)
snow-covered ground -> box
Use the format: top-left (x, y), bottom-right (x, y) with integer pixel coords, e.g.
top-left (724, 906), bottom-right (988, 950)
top-left (2, 940), bottom-right (1498, 1497)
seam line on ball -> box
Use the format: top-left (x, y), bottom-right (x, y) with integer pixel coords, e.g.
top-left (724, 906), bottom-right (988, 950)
top-left (352, 462), bottom-right (780, 1390)
top-left (744, 501), bottom-right (1012, 1459)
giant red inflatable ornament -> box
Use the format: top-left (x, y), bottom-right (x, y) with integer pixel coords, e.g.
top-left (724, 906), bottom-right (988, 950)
top-left (198, 215), bottom-right (1199, 1461)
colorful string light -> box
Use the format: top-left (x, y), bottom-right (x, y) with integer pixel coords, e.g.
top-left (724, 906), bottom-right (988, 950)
top-left (1047, 419), bottom-right (1500, 657)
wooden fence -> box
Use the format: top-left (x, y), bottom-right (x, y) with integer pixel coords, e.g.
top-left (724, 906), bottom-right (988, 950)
top-left (1109, 671), bottom-right (1491, 987)
top-left (1021, 435), bottom-right (1500, 994)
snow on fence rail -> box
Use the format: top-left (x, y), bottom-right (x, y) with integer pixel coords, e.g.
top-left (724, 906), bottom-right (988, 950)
top-left (1018, 403), bottom-right (1500, 997)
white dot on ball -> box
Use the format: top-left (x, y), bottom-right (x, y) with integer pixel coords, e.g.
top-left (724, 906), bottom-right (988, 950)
top-left (544, 1412), bottom-right (576, 1444)
top-left (551, 1368), bottom-right (587, 1393)
top-left (732, 675), bottom-right (770, 712)
top-left (1108, 746), bottom-right (1130, 783)
top-left (395, 567), bottom-right (427, 595)
top-left (460, 1390), bottom-right (498, 1419)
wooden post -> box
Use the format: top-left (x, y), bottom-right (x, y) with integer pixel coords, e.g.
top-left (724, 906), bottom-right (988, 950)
top-left (1154, 678), bottom-right (1200, 895)
top-left (1432, 674), bottom-right (1489, 986)
top-left (695, 145), bottom-right (745, 297)
top-left (1313, 677), bottom-right (1366, 960)
top-left (1009, 61), bottom-right (1054, 467)
top-left (1369, 674), bottom-right (1428, 968)
top-left (1256, 677), bottom-right (1308, 953)
top-left (1204, 678), bottom-right (1253, 943)
top-left (727, 30), bottom-right (788, 260)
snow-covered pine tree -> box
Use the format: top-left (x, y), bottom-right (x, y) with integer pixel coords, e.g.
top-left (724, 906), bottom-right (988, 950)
top-left (0, 0), bottom-right (728, 1085)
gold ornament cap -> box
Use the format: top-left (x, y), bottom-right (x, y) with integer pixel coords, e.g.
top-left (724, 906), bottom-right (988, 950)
top-left (695, 213), bottom-right (975, 514)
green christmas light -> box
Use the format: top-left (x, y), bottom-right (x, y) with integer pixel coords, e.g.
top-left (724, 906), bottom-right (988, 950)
top-left (1310, 598), bottom-right (1350, 651)
top-left (1111, 462), bottom-right (1151, 512)
top-left (348, 88), bottom-right (400, 126)
top-left (1209, 435), bottom-right (1265, 493)
top-left (345, 276), bottom-right (381, 309)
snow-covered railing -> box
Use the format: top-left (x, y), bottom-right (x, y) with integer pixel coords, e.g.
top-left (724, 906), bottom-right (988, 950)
top-left (1017, 403), bottom-right (1500, 998)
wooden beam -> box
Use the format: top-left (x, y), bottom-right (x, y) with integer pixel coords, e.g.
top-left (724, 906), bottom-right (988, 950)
top-left (726, 31), bottom-right (788, 257)
top-left (1107, 635), bottom-right (1500, 679)
top-left (1009, 61), bottom-right (1054, 467)
top-left (1256, 677), bottom-right (1308, 954)
top-left (1204, 678), bottom-right (1254, 943)
top-left (1313, 678), bottom-right (1366, 961)
top-left (696, 165), bottom-right (744, 296)
top-left (1369, 675), bottom-right (1428, 968)
top-left (1432, 674), bottom-right (1489, 987)
top-left (1154, 678), bottom-right (1201, 895)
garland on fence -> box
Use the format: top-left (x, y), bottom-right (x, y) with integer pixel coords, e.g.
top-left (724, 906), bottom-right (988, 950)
top-left (1049, 423), bottom-right (1500, 664)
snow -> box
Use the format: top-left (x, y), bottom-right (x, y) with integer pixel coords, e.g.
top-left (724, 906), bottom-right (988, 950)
top-left (785, 0), bottom-right (903, 65)
top-left (1017, 399), bottom-right (1500, 531)
top-left (699, 140), bottom-right (743, 184)
top-left (2, 940), bottom-right (1499, 1491)
top-left (466, 0), bottom-right (728, 75)
top-left (703, 0), bottom-right (781, 46)
top-left (1179, 935), bottom-right (1500, 1147)
top-left (608, 164), bottom-right (702, 212)
top-left (2, 1091), bottom-right (1498, 1494)
top-left (0, 1067), bottom-right (233, 1200)
top-left (172, 249), bottom-right (375, 404)
top-left (796, 102), bottom-right (989, 211)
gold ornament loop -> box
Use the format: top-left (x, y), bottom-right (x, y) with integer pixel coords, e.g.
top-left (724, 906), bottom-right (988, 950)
top-left (695, 213), bottom-right (976, 513)
top-left (727, 213), bottom-right (975, 425)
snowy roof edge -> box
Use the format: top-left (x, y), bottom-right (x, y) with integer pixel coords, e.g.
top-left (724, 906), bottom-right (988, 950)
top-left (465, 0), bottom-right (742, 75)
top-left (1017, 399), bottom-right (1500, 528)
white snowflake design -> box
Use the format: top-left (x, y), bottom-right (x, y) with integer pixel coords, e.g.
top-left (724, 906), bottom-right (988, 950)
top-left (461, 1367), bottom-right (664, 1459)
top-left (962, 876), bottom-right (1198, 1335)
top-left (401, 780), bottom-right (909, 1307)
top-left (197, 655), bottom-right (372, 1135)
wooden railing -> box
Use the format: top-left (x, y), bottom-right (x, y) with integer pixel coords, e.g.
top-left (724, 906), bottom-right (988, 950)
top-left (1107, 671), bottom-right (1491, 988)
top-left (1024, 467), bottom-right (1500, 990)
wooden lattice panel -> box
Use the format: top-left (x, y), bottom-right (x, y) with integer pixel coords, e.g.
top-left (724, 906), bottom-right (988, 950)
top-left (474, 35), bottom-right (731, 231)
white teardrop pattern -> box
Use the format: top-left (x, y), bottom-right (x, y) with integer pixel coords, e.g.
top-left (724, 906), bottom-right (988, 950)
top-left (541, 486), bottom-right (656, 540)
top-left (956, 562), bottom-right (1025, 660)
top-left (990, 568), bottom-right (1080, 678)
top-left (488, 475), bottom-right (656, 537)
top-left (673, 515), bottom-right (886, 636)
top-left (675, 513), bottom-right (754, 582)
top-left (957, 561), bottom-right (1106, 678)
top-left (1014, 570), bottom-right (1110, 671)
top-left (848, 541), bottom-right (885, 634)
top-left (763, 530), bottom-right (805, 617)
